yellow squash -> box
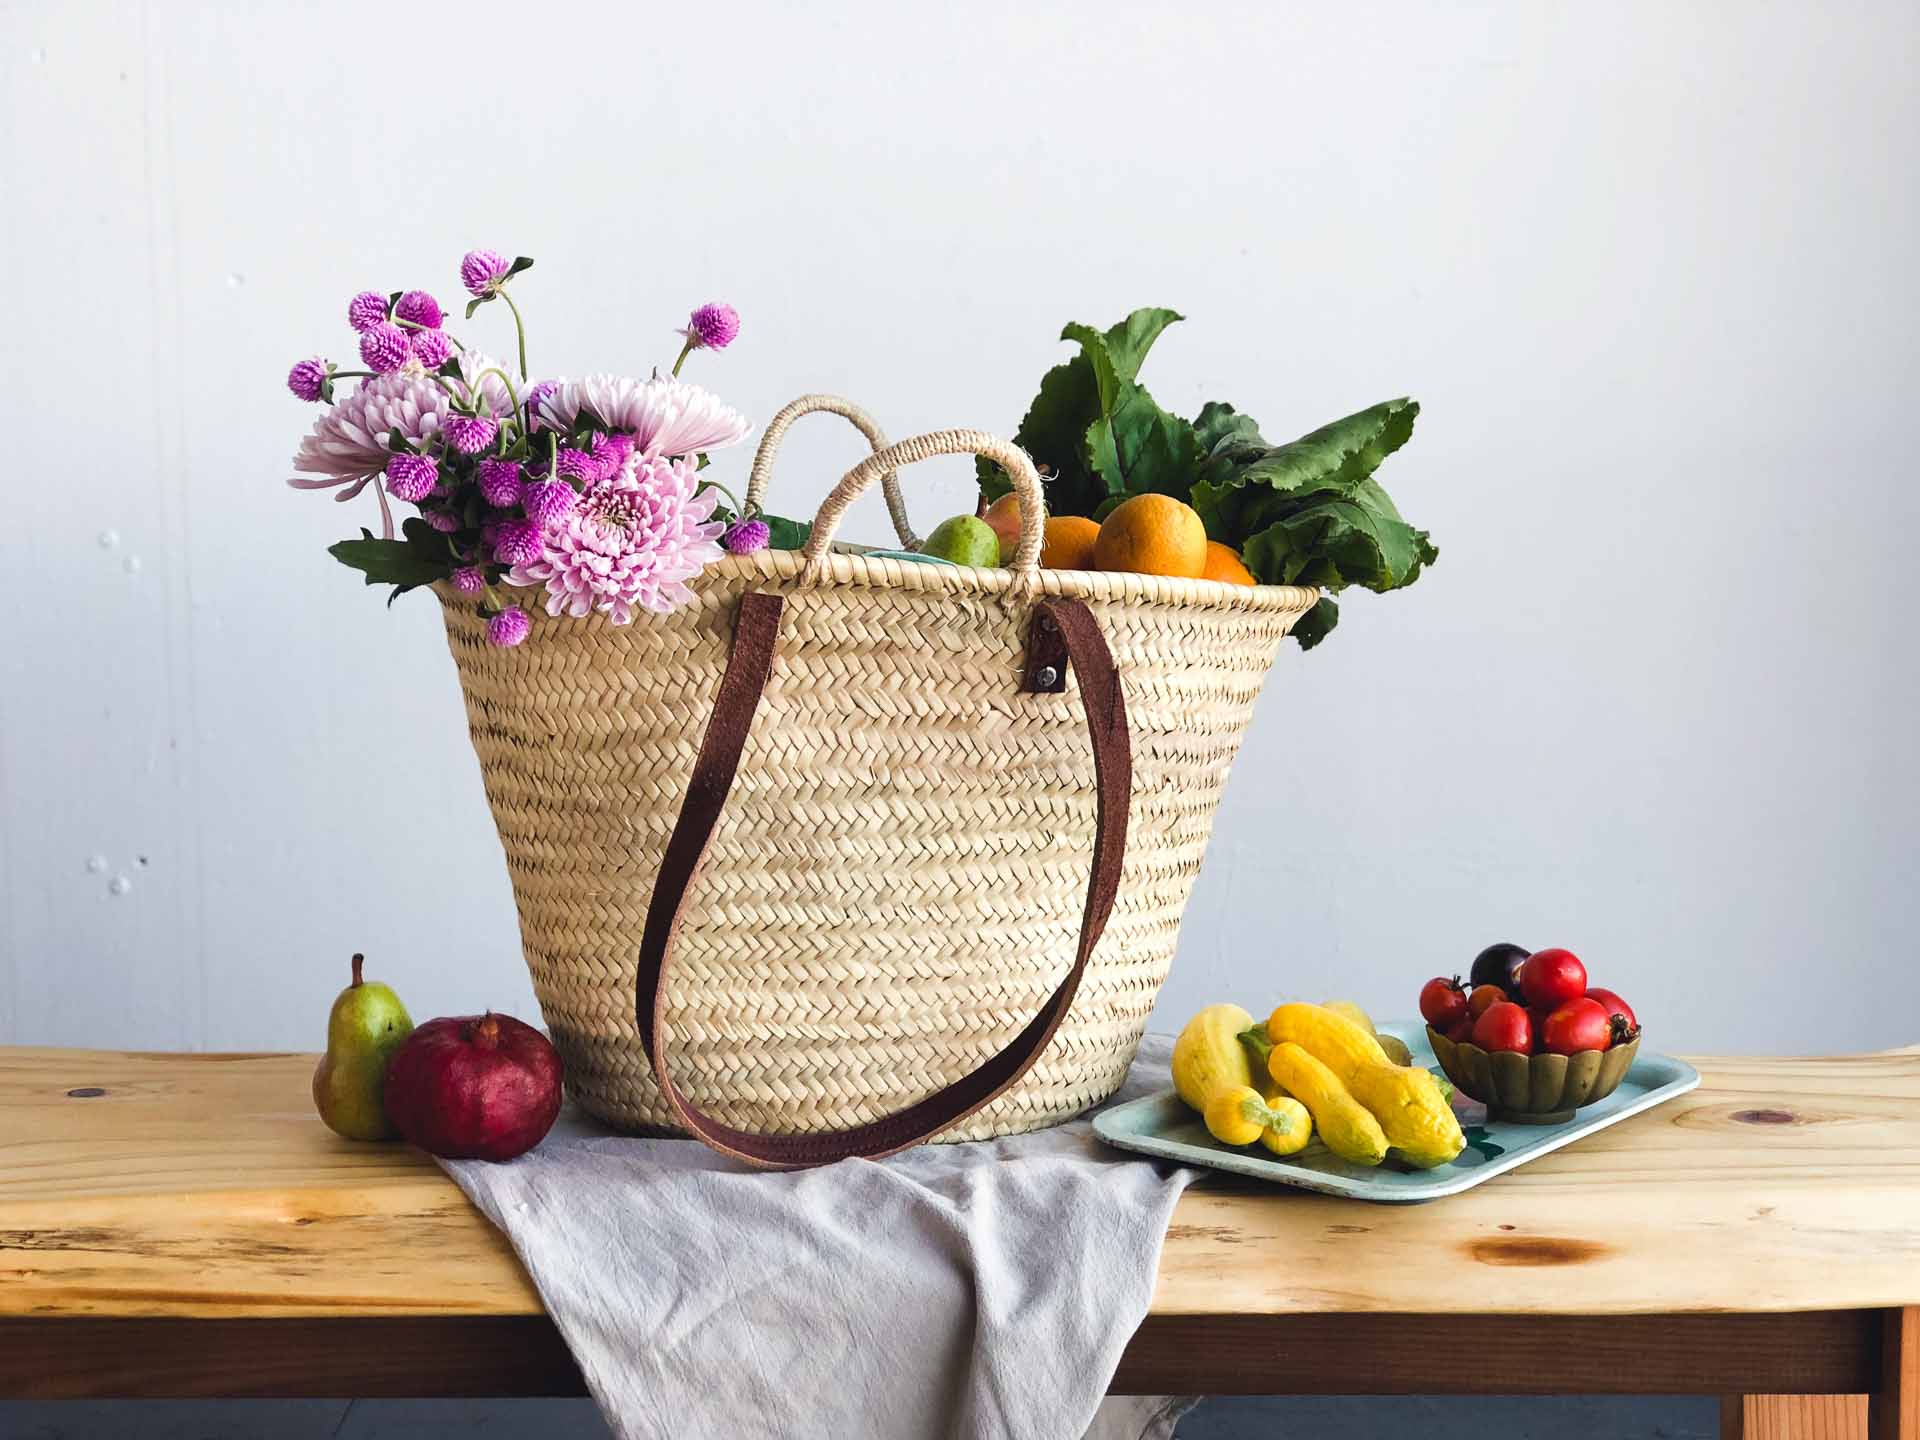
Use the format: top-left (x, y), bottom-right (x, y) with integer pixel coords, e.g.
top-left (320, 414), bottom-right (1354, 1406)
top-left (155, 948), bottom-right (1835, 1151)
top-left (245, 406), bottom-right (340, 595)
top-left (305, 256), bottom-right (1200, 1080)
top-left (1202, 1084), bottom-right (1315, 1157)
top-left (1345, 1061), bottom-right (1465, 1168)
top-left (1266, 1041), bottom-right (1388, 1166)
top-left (1268, 1002), bottom-right (1392, 1081)
top-left (1257, 1094), bottom-right (1313, 1157)
top-left (1172, 1003), bottom-right (1256, 1112)
top-left (1321, 999), bottom-right (1377, 1035)
top-left (1202, 1085), bottom-right (1271, 1146)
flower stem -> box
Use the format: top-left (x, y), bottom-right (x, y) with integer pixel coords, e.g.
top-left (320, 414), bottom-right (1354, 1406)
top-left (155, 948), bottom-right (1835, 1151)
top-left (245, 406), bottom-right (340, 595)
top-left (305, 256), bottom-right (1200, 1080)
top-left (468, 366), bottom-right (520, 421)
top-left (500, 289), bottom-right (529, 381)
top-left (670, 338), bottom-right (696, 377)
top-left (696, 478), bottom-right (745, 517)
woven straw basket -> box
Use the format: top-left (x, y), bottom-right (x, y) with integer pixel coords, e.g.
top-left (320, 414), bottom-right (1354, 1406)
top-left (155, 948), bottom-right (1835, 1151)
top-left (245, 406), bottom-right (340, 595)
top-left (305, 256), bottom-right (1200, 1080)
top-left (437, 395), bottom-right (1316, 1168)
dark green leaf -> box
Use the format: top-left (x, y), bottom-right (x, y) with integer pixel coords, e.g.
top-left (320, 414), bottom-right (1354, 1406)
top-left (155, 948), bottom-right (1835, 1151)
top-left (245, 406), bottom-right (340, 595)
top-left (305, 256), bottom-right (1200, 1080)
top-left (1084, 382), bottom-right (1202, 499)
top-left (1241, 488), bottom-right (1434, 595)
top-left (464, 295), bottom-right (488, 320)
top-left (386, 427), bottom-right (414, 455)
top-left (506, 256), bottom-right (535, 278)
top-left (1192, 401), bottom-right (1264, 457)
top-left (1089, 307), bottom-right (1182, 383)
top-left (327, 536), bottom-right (451, 589)
top-left (387, 291), bottom-right (401, 306)
top-left (980, 354), bottom-right (1105, 513)
top-left (1289, 597), bottom-right (1339, 650)
top-left (1194, 397), bottom-right (1419, 539)
top-left (761, 513), bottom-right (811, 550)
top-left (436, 357), bottom-right (463, 379)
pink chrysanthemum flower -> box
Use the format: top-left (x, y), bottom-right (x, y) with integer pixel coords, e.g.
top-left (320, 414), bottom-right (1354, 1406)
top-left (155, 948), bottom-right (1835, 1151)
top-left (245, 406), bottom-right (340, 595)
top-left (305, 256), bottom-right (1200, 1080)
top-left (287, 358), bottom-right (329, 402)
top-left (680, 302), bottom-right (740, 351)
top-left (521, 478), bottom-right (577, 527)
top-left (477, 457), bottom-right (523, 507)
top-left (409, 328), bottom-right (453, 369)
top-left (288, 354), bottom-right (513, 537)
top-left (521, 380), bottom-right (556, 431)
top-left (536, 375), bottom-right (751, 460)
top-left (443, 413), bottom-right (498, 455)
top-left (394, 290), bottom-right (444, 329)
top-left (452, 565), bottom-right (486, 594)
top-left (486, 607), bottom-right (531, 647)
top-left (359, 321), bottom-right (410, 374)
top-left (385, 453), bottom-right (438, 503)
top-left (461, 248), bottom-right (510, 297)
top-left (506, 454), bottom-right (724, 623)
top-left (347, 291), bottom-right (389, 333)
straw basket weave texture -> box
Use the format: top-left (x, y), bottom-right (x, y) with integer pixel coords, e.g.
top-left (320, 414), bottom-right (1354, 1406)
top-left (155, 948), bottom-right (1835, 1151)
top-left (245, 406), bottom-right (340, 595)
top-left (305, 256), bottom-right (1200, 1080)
top-left (438, 398), bottom-right (1316, 1148)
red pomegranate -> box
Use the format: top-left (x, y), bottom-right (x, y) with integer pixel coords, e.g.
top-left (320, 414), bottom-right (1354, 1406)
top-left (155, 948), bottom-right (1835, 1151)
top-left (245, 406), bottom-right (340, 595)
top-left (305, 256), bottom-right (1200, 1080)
top-left (383, 1012), bottom-right (563, 1161)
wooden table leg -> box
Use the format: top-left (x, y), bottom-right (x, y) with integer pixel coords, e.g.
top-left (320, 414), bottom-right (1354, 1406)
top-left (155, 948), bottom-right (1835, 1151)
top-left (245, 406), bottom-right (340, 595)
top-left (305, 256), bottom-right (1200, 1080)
top-left (1728, 1395), bottom-right (1866, 1438)
top-left (1871, 1308), bottom-right (1919, 1440)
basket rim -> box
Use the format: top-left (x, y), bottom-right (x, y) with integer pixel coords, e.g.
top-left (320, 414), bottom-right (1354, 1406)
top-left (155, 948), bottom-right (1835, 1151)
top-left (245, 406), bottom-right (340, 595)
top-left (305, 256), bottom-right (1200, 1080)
top-left (445, 548), bottom-right (1321, 616)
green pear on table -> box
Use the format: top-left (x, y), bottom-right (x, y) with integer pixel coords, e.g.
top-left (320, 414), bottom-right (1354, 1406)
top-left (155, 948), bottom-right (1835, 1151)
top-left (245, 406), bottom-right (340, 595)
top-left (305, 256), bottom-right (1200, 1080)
top-left (312, 953), bottom-right (414, 1140)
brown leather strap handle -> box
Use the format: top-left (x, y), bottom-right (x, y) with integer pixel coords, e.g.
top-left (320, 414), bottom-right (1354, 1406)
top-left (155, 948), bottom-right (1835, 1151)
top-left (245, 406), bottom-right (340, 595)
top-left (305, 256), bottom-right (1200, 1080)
top-left (635, 590), bottom-right (1132, 1169)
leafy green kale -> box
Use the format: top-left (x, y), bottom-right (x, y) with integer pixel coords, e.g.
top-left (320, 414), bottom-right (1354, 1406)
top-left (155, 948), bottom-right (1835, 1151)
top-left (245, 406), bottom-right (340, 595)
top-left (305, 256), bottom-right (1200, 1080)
top-left (983, 309), bottom-right (1433, 648)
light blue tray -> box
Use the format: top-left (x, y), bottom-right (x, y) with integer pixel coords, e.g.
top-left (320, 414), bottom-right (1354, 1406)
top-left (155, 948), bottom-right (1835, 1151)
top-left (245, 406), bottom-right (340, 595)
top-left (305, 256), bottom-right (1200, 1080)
top-left (1094, 1020), bottom-right (1700, 1202)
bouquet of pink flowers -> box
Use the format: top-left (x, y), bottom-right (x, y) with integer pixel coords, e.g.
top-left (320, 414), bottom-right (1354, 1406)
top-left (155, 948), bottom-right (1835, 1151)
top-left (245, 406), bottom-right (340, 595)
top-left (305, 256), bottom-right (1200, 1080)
top-left (285, 250), bottom-right (761, 647)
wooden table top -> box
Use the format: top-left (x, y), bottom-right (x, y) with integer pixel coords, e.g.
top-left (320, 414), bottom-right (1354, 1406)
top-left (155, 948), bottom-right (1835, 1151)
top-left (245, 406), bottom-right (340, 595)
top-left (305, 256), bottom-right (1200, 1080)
top-left (3, 1046), bottom-right (1917, 1322)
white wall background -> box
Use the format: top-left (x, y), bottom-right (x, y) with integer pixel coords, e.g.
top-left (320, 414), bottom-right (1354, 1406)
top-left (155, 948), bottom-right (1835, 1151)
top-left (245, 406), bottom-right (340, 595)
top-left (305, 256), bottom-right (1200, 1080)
top-left (2, 0), bottom-right (1916, 1060)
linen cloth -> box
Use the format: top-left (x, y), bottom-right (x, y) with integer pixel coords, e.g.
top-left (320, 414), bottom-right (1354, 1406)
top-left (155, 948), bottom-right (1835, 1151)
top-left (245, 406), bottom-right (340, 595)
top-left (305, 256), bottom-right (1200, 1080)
top-left (440, 1035), bottom-right (1197, 1440)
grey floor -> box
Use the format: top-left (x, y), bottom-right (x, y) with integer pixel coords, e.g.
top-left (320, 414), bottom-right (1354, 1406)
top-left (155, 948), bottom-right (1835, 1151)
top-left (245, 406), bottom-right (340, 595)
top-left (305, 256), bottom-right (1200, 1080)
top-left (0, 1397), bottom-right (1721, 1436)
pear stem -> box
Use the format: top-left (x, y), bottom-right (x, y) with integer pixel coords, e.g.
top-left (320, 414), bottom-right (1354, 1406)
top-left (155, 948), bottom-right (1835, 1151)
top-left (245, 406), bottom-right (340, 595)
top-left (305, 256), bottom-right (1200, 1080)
top-left (350, 953), bottom-right (364, 988)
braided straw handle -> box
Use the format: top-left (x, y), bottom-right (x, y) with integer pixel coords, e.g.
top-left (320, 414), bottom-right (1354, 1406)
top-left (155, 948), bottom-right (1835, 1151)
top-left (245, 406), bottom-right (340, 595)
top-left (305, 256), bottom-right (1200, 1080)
top-left (744, 394), bottom-right (920, 550)
top-left (801, 430), bottom-right (1045, 573)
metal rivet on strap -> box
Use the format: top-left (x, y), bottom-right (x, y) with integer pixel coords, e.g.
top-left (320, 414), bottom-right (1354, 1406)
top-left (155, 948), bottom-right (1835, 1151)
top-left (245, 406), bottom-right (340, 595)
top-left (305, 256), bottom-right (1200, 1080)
top-left (1035, 665), bottom-right (1059, 688)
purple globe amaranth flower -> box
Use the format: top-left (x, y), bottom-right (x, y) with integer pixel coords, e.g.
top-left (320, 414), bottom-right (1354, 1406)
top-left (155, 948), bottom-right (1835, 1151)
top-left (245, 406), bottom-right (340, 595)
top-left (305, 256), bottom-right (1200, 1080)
top-left (590, 430), bottom-right (633, 479)
top-left (359, 321), bottom-right (410, 374)
top-left (681, 302), bottom-right (740, 351)
top-left (521, 380), bottom-right (556, 431)
top-left (555, 447), bottom-right (596, 482)
top-left (424, 509), bottom-right (460, 533)
top-left (490, 518), bottom-right (542, 566)
top-left (347, 291), bottom-right (389, 333)
top-left (384, 452), bottom-right (439, 503)
top-left (461, 248), bottom-right (510, 297)
top-left (521, 478), bottom-right (577, 527)
top-left (409, 328), bottom-right (453, 369)
top-left (486, 606), bottom-right (531, 648)
top-left (394, 290), bottom-right (444, 329)
top-left (722, 518), bottom-right (771, 554)
top-left (443, 413), bottom-right (499, 455)
top-left (477, 457), bottom-right (523, 507)
top-left (287, 357), bottom-right (329, 403)
top-left (452, 565), bottom-right (486, 595)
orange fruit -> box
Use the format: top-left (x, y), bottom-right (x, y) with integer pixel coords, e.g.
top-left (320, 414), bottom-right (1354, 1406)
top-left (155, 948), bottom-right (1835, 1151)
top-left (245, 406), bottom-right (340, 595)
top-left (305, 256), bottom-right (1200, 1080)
top-left (1040, 515), bottom-right (1102, 569)
top-left (1200, 540), bottom-right (1256, 586)
top-left (1092, 494), bottom-right (1208, 578)
top-left (981, 493), bottom-right (1024, 563)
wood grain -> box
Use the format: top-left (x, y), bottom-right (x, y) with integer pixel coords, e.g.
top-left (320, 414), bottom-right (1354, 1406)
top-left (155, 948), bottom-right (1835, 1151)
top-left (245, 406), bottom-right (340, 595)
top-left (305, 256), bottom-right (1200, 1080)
top-left (2, 1047), bottom-right (1918, 1320)
top-left (0, 1310), bottom-right (1879, 1400)
top-left (1731, 1395), bottom-right (1869, 1440)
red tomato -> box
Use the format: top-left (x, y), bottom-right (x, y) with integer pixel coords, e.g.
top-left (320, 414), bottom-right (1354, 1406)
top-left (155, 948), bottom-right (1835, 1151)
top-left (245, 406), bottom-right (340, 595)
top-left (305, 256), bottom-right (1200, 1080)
top-left (1527, 1007), bottom-right (1556, 1053)
top-left (1519, 948), bottom-right (1587, 1009)
top-left (1543, 997), bottom-right (1614, 1055)
top-left (1586, 987), bottom-right (1637, 1030)
top-left (1466, 983), bottom-right (1507, 1019)
top-left (1419, 976), bottom-right (1469, 1029)
top-left (1472, 1000), bottom-right (1533, 1054)
top-left (1444, 1016), bottom-right (1475, 1044)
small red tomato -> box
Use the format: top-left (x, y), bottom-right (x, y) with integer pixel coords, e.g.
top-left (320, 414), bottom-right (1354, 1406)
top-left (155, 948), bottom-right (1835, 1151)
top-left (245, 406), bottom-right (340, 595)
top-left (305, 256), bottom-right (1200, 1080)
top-left (1527, 1007), bottom-right (1555, 1053)
top-left (1586, 987), bottom-right (1637, 1030)
top-left (1472, 1000), bottom-right (1533, 1054)
top-left (1466, 983), bottom-right (1506, 1019)
top-left (1419, 975), bottom-right (1469, 1029)
top-left (1543, 997), bottom-right (1614, 1055)
top-left (1519, 947), bottom-right (1588, 1009)
top-left (1444, 1016), bottom-right (1475, 1044)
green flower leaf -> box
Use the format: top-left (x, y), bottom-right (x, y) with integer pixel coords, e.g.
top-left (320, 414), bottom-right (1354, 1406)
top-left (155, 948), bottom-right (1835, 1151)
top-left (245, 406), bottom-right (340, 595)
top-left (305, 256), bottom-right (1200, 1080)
top-left (506, 256), bottom-right (535, 279)
top-left (435, 357), bottom-right (463, 379)
top-left (761, 513), bottom-right (812, 550)
top-left (464, 295), bottom-right (489, 320)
